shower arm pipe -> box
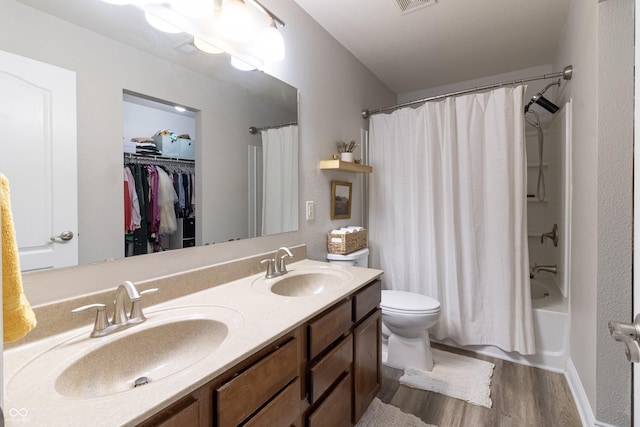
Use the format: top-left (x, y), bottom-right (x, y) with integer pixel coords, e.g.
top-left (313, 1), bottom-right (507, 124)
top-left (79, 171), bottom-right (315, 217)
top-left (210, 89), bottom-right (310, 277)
top-left (248, 121), bottom-right (298, 134)
top-left (361, 65), bottom-right (573, 119)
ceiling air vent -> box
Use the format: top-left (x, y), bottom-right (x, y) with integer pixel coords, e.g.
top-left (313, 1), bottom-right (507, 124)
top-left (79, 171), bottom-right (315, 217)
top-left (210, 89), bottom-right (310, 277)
top-left (175, 39), bottom-right (197, 54)
top-left (394, 0), bottom-right (437, 15)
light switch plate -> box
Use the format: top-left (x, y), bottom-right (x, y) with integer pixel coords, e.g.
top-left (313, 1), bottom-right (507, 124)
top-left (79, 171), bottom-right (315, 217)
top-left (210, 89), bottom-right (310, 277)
top-left (306, 201), bottom-right (315, 220)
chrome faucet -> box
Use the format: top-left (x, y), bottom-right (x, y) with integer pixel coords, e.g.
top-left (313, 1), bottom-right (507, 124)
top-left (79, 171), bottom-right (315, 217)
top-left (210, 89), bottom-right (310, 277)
top-left (274, 247), bottom-right (293, 275)
top-left (113, 280), bottom-right (142, 325)
top-left (530, 264), bottom-right (557, 278)
top-left (72, 281), bottom-right (157, 338)
top-left (260, 247), bottom-right (294, 279)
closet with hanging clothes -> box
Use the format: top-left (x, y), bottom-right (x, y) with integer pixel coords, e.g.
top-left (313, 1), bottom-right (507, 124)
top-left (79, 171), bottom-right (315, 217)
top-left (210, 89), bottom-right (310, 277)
top-left (123, 154), bottom-right (195, 256)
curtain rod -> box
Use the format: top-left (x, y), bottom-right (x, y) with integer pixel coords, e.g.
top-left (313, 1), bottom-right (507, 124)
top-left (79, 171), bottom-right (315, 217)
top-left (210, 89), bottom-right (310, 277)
top-left (361, 65), bottom-right (573, 119)
top-left (248, 121), bottom-right (298, 134)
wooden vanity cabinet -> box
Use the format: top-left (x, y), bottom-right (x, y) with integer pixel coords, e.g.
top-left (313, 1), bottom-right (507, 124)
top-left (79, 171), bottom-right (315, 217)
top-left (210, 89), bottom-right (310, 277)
top-left (137, 330), bottom-right (303, 427)
top-left (304, 279), bottom-right (382, 426)
top-left (137, 278), bottom-right (381, 427)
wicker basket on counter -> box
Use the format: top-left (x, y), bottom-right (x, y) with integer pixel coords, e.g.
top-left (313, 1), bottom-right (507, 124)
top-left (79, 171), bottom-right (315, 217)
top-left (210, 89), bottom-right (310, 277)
top-left (327, 229), bottom-right (367, 255)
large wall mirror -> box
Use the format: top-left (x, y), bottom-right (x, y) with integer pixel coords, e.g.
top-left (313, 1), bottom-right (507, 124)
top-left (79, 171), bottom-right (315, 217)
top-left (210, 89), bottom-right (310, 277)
top-left (3, 0), bottom-right (299, 270)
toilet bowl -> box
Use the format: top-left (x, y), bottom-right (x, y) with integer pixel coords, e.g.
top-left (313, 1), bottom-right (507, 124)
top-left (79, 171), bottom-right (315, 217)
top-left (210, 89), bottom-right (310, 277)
top-left (381, 290), bottom-right (440, 371)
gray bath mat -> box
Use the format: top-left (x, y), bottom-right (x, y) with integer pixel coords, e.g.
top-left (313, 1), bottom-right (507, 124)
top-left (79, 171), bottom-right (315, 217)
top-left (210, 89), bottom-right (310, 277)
top-left (355, 397), bottom-right (436, 427)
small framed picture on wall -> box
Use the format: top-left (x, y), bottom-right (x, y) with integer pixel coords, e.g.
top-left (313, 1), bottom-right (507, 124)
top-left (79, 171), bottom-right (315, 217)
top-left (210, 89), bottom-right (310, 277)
top-left (331, 180), bottom-right (352, 220)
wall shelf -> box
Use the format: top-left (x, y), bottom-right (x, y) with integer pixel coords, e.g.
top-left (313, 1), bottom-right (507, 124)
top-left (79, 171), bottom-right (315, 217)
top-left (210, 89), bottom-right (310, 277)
top-left (320, 159), bottom-right (372, 173)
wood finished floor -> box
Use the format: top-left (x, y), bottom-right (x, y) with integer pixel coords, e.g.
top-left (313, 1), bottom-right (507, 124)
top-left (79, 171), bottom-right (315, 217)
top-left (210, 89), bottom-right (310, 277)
top-left (377, 343), bottom-right (582, 427)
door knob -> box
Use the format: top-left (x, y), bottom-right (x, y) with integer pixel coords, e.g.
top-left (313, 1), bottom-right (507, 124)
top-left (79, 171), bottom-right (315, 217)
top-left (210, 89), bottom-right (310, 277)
top-left (50, 230), bottom-right (74, 242)
top-left (608, 314), bottom-right (640, 362)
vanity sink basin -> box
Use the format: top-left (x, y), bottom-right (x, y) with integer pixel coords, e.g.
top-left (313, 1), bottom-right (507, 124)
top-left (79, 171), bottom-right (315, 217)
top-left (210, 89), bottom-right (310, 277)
top-left (254, 268), bottom-right (353, 297)
top-left (55, 317), bottom-right (226, 398)
top-left (7, 305), bottom-right (244, 400)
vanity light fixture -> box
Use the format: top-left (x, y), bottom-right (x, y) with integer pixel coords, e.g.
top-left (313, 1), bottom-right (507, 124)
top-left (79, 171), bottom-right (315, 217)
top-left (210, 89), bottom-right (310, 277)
top-left (101, 0), bottom-right (286, 70)
top-left (256, 18), bottom-right (285, 62)
top-left (170, 0), bottom-right (215, 19)
top-left (144, 11), bottom-right (183, 34)
top-left (218, 0), bottom-right (256, 43)
top-left (194, 37), bottom-right (225, 54)
top-left (230, 56), bottom-right (257, 71)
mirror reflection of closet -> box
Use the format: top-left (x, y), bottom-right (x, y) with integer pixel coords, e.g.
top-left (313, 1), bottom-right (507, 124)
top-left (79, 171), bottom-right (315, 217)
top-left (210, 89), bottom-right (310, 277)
top-left (122, 91), bottom-right (197, 257)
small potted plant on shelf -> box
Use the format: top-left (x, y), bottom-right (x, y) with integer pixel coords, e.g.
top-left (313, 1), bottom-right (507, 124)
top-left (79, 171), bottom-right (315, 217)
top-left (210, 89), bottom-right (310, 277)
top-left (337, 140), bottom-right (357, 162)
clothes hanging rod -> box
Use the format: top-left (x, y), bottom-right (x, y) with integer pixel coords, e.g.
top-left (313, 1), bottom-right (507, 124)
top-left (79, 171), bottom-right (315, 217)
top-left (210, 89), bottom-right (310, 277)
top-left (361, 65), bottom-right (573, 119)
top-left (124, 153), bottom-right (195, 166)
top-left (248, 121), bottom-right (298, 134)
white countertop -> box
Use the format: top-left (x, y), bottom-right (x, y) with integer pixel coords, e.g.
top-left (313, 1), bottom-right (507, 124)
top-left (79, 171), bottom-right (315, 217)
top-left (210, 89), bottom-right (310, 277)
top-left (3, 259), bottom-right (383, 426)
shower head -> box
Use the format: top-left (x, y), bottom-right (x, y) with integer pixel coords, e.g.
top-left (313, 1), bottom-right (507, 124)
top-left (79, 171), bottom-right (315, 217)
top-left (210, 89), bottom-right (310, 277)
top-left (530, 94), bottom-right (559, 114)
top-left (524, 80), bottom-right (561, 114)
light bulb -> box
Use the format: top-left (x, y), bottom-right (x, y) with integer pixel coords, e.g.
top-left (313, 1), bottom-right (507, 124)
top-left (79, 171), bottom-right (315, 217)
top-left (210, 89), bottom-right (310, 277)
top-left (219, 0), bottom-right (255, 43)
top-left (170, 0), bottom-right (214, 19)
top-left (230, 56), bottom-right (257, 71)
top-left (144, 12), bottom-right (183, 34)
top-left (194, 37), bottom-right (224, 54)
top-left (256, 23), bottom-right (285, 62)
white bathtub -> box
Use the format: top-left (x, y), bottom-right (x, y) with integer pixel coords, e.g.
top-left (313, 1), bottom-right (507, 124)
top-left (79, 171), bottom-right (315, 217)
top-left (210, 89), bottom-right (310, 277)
top-left (436, 276), bottom-right (569, 372)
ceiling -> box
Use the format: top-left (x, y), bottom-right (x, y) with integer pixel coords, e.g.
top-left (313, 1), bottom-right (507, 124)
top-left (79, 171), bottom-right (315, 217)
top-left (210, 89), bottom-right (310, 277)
top-left (294, 0), bottom-right (572, 94)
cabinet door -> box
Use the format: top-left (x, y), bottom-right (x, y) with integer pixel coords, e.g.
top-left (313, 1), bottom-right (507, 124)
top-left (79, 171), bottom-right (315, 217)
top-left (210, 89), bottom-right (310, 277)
top-left (353, 309), bottom-right (382, 423)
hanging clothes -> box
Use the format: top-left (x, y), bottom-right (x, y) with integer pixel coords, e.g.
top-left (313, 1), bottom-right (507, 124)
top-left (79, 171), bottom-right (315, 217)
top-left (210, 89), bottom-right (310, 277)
top-left (123, 157), bottom-right (195, 256)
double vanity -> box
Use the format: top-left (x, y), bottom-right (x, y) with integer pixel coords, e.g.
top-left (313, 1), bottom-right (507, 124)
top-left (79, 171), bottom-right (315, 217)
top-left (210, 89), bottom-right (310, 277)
top-left (4, 247), bottom-right (383, 426)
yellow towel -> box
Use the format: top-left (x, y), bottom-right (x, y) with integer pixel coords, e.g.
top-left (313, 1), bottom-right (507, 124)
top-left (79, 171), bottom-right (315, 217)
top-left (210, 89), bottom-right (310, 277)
top-left (1, 174), bottom-right (36, 342)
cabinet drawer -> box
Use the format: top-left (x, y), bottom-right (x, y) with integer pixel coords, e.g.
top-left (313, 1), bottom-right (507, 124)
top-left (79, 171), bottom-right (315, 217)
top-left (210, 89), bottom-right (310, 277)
top-left (306, 373), bottom-right (352, 427)
top-left (308, 299), bottom-right (352, 360)
top-left (352, 280), bottom-right (381, 323)
top-left (216, 338), bottom-right (298, 427)
top-left (308, 335), bottom-right (353, 404)
top-left (244, 378), bottom-right (300, 427)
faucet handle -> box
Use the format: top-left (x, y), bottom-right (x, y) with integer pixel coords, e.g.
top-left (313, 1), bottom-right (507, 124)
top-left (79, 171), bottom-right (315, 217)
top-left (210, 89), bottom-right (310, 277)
top-left (261, 258), bottom-right (277, 279)
top-left (130, 288), bottom-right (159, 322)
top-left (72, 303), bottom-right (112, 337)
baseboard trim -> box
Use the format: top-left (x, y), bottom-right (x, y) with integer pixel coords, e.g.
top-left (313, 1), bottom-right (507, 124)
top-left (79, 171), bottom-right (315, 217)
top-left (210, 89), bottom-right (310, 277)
top-left (565, 358), bottom-right (595, 427)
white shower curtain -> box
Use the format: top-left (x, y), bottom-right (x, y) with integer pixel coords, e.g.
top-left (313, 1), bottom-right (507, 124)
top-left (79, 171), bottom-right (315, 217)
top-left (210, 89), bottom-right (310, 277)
top-left (261, 125), bottom-right (298, 235)
top-left (369, 86), bottom-right (535, 355)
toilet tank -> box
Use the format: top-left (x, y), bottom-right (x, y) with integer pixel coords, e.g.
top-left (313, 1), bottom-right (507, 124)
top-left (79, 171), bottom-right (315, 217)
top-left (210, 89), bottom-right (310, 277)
top-left (326, 248), bottom-right (369, 268)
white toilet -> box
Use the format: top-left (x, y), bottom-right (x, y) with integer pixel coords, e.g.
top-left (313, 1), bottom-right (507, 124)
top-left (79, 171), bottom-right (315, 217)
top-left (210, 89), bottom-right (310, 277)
top-left (327, 249), bottom-right (441, 371)
top-left (380, 290), bottom-right (441, 371)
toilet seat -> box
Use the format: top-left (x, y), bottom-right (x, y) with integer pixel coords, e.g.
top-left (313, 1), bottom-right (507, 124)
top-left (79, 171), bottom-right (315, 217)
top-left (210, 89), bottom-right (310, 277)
top-left (381, 290), bottom-right (440, 314)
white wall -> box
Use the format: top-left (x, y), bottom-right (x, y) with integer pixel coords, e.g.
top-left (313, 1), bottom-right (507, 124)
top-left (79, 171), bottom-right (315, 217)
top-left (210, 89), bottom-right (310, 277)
top-left (554, 0), bottom-right (634, 425)
top-left (595, 0), bottom-right (634, 424)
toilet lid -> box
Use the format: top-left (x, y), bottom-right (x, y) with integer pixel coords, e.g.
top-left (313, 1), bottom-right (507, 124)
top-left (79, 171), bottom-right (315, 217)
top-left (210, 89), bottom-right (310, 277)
top-left (381, 290), bottom-right (440, 313)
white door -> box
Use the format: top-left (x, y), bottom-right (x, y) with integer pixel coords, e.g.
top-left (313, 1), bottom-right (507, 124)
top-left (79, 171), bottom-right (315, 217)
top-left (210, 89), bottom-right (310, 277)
top-left (0, 50), bottom-right (78, 271)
